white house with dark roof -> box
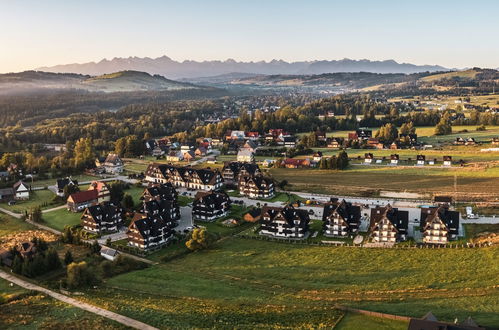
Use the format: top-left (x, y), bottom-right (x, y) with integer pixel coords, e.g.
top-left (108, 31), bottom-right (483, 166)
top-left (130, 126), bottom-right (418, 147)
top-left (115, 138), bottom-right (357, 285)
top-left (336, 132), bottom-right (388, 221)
top-left (13, 181), bottom-right (30, 200)
top-left (103, 153), bottom-right (124, 174)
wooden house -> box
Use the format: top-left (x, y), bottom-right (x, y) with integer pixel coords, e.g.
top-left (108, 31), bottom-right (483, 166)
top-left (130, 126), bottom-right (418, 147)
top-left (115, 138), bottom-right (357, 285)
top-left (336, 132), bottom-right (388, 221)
top-left (67, 190), bottom-right (98, 212)
top-left (87, 181), bottom-right (111, 203)
top-left (56, 178), bottom-right (78, 197)
top-left (443, 156), bottom-right (452, 166)
top-left (322, 199), bottom-right (361, 237)
top-left (13, 180), bottom-right (30, 200)
top-left (364, 153), bottom-right (374, 164)
top-left (420, 206), bottom-right (460, 244)
top-left (222, 161), bottom-right (260, 183)
top-left (127, 213), bottom-right (174, 250)
top-left (192, 191), bottom-right (231, 222)
top-left (282, 158), bottom-right (311, 168)
top-left (183, 150), bottom-right (196, 162)
top-left (326, 137), bottom-right (342, 149)
top-left (238, 175), bottom-right (275, 199)
top-left (81, 202), bottom-right (124, 233)
top-left (260, 205), bottom-right (310, 239)
top-left (416, 155), bottom-right (426, 165)
top-left (103, 153), bottom-right (124, 174)
top-left (390, 154), bottom-right (399, 165)
top-left (369, 205), bottom-right (409, 243)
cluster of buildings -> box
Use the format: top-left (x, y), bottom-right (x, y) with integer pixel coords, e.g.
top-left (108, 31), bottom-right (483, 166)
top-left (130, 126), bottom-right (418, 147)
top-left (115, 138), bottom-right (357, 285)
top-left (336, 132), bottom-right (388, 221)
top-left (243, 199), bottom-right (459, 245)
top-left (363, 153), bottom-right (455, 166)
top-left (145, 164), bottom-right (223, 191)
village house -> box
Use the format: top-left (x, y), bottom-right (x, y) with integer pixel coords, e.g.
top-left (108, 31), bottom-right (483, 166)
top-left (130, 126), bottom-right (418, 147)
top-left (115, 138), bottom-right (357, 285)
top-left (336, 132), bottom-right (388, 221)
top-left (366, 137), bottom-right (380, 148)
top-left (245, 131), bottom-right (260, 140)
top-left (142, 198), bottom-right (180, 225)
top-left (127, 213), bottom-right (174, 250)
top-left (141, 182), bottom-right (177, 203)
top-left (242, 140), bottom-right (258, 152)
top-left (408, 312), bottom-right (484, 330)
top-left (237, 148), bottom-right (255, 162)
top-left (390, 154), bottom-right (399, 165)
top-left (183, 150), bottom-right (196, 162)
top-left (100, 247), bottom-right (120, 261)
top-left (390, 142), bottom-right (399, 150)
top-left (492, 137), bottom-right (499, 145)
top-left (238, 175), bottom-right (275, 199)
top-left (224, 130), bottom-right (246, 141)
top-left (145, 164), bottom-right (223, 191)
top-left (315, 131), bottom-right (327, 143)
top-left (260, 205), bottom-right (310, 239)
top-left (326, 137), bottom-right (342, 149)
top-left (280, 135), bottom-right (296, 148)
top-left (13, 180), bottom-right (30, 200)
top-left (465, 137), bottom-right (477, 145)
top-left (282, 158), bottom-right (311, 168)
top-left (322, 199), bottom-right (361, 237)
top-left (454, 137), bottom-right (466, 145)
top-left (81, 201), bottom-right (124, 233)
top-left (265, 129), bottom-right (288, 142)
top-left (0, 188), bottom-right (14, 201)
top-left (192, 191), bottom-right (231, 221)
top-left (349, 129), bottom-right (372, 141)
top-left (243, 208), bottom-right (262, 222)
top-left (364, 153), bottom-right (374, 164)
top-left (195, 147), bottom-right (208, 157)
top-left (443, 156), bottom-right (452, 166)
top-left (416, 155), bottom-right (426, 165)
top-left (309, 152), bottom-right (320, 163)
top-left (222, 162), bottom-right (261, 183)
top-left (166, 150), bottom-right (183, 162)
top-left (103, 153), bottom-right (124, 174)
top-left (87, 181), bottom-right (111, 203)
top-left (67, 189), bottom-right (98, 212)
top-left (369, 205), bottom-right (409, 243)
top-left (420, 206), bottom-right (460, 244)
top-left (56, 178), bottom-right (78, 197)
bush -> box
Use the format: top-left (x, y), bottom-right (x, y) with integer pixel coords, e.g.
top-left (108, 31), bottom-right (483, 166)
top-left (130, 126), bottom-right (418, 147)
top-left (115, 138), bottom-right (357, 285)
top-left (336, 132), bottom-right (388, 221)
top-left (66, 261), bottom-right (100, 289)
top-left (186, 228), bottom-right (217, 251)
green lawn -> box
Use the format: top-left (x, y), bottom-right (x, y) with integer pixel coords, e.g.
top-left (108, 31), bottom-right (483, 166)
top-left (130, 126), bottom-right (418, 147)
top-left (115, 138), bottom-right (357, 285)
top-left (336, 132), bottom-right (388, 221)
top-left (0, 189), bottom-right (62, 214)
top-left (335, 312), bottom-right (408, 330)
top-left (123, 185), bottom-right (144, 206)
top-left (177, 195), bottom-right (193, 207)
top-left (0, 215), bottom-right (34, 237)
top-left (42, 208), bottom-right (82, 231)
top-left (0, 279), bottom-right (125, 329)
top-left (77, 238), bottom-right (499, 328)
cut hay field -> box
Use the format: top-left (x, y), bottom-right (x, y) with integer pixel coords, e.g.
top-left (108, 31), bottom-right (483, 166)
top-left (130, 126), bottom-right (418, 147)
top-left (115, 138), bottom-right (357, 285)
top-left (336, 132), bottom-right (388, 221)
top-left (77, 238), bottom-right (499, 328)
top-left (269, 167), bottom-right (499, 198)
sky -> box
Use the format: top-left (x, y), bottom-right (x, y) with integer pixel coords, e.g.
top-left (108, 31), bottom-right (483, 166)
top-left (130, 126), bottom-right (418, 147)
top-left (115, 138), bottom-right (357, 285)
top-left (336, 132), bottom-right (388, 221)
top-left (0, 0), bottom-right (498, 73)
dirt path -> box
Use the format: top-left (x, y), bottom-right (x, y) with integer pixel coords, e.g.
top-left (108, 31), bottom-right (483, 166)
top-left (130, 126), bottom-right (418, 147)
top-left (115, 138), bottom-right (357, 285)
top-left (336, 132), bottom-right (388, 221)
top-left (0, 207), bottom-right (22, 219)
top-left (0, 269), bottom-right (158, 330)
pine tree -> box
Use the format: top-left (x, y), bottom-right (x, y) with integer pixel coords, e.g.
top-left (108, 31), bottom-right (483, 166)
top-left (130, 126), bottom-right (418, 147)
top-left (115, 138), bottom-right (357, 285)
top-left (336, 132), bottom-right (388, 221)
top-left (64, 250), bottom-right (74, 265)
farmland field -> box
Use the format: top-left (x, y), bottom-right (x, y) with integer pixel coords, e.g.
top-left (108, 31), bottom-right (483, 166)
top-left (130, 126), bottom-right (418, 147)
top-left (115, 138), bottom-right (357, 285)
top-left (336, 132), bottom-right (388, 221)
top-left (77, 238), bottom-right (499, 328)
top-left (269, 167), bottom-right (499, 198)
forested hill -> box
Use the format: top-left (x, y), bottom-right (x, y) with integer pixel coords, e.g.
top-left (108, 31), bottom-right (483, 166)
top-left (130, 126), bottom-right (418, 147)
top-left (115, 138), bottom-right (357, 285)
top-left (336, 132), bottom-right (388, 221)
top-left (0, 70), bottom-right (202, 95)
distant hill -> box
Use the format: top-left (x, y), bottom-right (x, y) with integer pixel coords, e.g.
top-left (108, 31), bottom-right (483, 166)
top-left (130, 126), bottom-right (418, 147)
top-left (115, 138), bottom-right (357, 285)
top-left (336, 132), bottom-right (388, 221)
top-left (0, 70), bottom-right (199, 95)
top-left (37, 55), bottom-right (448, 79)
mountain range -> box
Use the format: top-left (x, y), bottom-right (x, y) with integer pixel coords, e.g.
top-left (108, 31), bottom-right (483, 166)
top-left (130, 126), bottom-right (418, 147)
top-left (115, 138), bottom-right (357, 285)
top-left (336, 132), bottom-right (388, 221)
top-left (0, 70), bottom-right (198, 95)
top-left (37, 56), bottom-right (448, 79)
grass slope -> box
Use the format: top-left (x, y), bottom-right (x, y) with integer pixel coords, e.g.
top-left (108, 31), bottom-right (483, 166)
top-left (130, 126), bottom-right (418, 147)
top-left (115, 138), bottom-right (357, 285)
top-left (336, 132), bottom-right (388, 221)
top-left (0, 279), bottom-right (125, 329)
top-left (79, 238), bottom-right (499, 328)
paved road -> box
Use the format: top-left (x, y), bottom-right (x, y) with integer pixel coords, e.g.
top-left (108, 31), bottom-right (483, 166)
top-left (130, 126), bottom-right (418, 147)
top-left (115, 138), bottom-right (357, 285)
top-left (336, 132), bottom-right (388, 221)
top-left (175, 206), bottom-right (194, 233)
top-left (0, 269), bottom-right (158, 330)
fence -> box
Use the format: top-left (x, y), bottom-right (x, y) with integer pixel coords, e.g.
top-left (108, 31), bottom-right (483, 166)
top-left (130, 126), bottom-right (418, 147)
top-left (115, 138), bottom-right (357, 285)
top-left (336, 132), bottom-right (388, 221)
top-left (235, 233), bottom-right (493, 249)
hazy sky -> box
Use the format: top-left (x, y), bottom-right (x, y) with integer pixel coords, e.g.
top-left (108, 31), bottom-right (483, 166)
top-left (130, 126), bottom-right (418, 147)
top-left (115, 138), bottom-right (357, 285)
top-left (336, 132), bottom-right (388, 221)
top-left (1, 0), bottom-right (498, 73)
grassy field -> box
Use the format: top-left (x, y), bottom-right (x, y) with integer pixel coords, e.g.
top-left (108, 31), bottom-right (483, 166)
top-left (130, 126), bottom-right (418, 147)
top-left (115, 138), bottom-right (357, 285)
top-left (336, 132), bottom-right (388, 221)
top-left (0, 279), bottom-right (125, 329)
top-left (335, 312), bottom-right (407, 330)
top-left (41, 208), bottom-right (82, 231)
top-left (77, 238), bottom-right (499, 328)
top-left (0, 215), bottom-right (34, 237)
top-left (0, 189), bottom-right (62, 214)
top-left (269, 167), bottom-right (499, 198)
